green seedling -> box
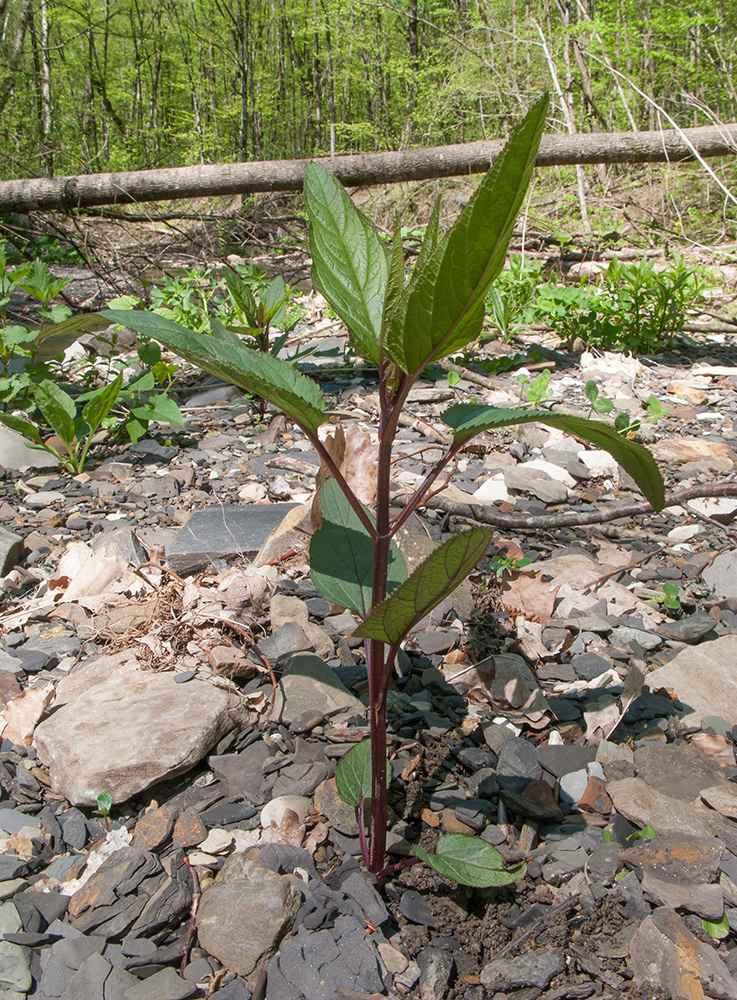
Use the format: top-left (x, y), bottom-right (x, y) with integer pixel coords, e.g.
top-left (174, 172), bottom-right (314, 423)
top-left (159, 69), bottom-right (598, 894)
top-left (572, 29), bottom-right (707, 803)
top-left (488, 555), bottom-right (533, 579)
top-left (518, 368), bottom-right (553, 404)
top-left (99, 93), bottom-right (665, 881)
top-left (94, 792), bottom-right (113, 818)
top-left (646, 583), bottom-right (681, 610)
top-left (702, 914), bottom-right (730, 940)
top-left (627, 825), bottom-right (658, 841)
top-left (0, 372), bottom-right (124, 474)
top-left (584, 380), bottom-right (614, 416)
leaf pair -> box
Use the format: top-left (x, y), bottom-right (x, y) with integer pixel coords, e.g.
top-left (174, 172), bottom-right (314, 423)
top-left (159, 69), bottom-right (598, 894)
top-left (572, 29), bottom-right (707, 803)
top-left (303, 93), bottom-right (549, 377)
top-left (336, 741), bottom-right (526, 888)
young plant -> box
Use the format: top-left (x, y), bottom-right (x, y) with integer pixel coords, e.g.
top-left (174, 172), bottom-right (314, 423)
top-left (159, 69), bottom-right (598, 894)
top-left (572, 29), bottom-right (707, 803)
top-left (99, 93), bottom-right (665, 880)
top-left (646, 583), bottom-right (681, 611)
top-left (0, 373), bottom-right (124, 474)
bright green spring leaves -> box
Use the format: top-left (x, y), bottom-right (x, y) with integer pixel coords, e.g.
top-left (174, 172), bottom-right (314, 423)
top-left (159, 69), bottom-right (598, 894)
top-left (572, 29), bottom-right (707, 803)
top-left (442, 403), bottom-right (665, 510)
top-left (305, 95), bottom-right (548, 375)
top-left (310, 479), bottom-right (406, 617)
top-left (304, 164), bottom-right (388, 366)
top-left (414, 835), bottom-right (527, 888)
top-left (100, 309), bottom-right (328, 435)
top-left (384, 94), bottom-right (548, 375)
top-left (354, 528), bottom-right (493, 645)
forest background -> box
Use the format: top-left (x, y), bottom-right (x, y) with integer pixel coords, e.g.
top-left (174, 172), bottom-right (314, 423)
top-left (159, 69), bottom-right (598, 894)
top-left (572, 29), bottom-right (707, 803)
top-left (0, 0), bottom-right (736, 241)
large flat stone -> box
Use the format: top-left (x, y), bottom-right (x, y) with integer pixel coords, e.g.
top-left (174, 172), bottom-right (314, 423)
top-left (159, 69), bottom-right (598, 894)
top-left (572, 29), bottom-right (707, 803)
top-left (196, 853), bottom-right (300, 987)
top-left (702, 551), bottom-right (737, 600)
top-left (34, 651), bottom-right (248, 805)
top-left (645, 636), bottom-right (737, 726)
top-left (0, 426), bottom-right (57, 471)
top-left (271, 654), bottom-right (365, 726)
top-left (167, 503), bottom-right (300, 575)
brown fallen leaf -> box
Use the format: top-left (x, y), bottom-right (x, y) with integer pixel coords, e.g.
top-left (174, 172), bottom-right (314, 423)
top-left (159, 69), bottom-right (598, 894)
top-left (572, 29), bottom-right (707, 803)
top-left (3, 683), bottom-right (55, 745)
top-left (311, 424), bottom-right (378, 530)
top-left (501, 571), bottom-right (557, 625)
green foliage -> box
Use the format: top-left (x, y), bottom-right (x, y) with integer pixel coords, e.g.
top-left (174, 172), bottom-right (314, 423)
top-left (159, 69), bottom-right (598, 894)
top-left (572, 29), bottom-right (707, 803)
top-left (488, 555), bottom-right (533, 579)
top-left (94, 792), bottom-right (113, 818)
top-left (702, 914), bottom-right (730, 940)
top-left (310, 479), bottom-right (406, 617)
top-left (492, 256), bottom-right (713, 354)
top-left (627, 825), bottom-right (658, 841)
top-left (414, 835), bottom-right (527, 888)
top-left (104, 97), bottom-right (666, 883)
top-left (335, 740), bottom-right (390, 808)
top-left (646, 584), bottom-right (681, 611)
top-left (518, 369), bottom-right (553, 405)
top-left (0, 372), bottom-right (124, 474)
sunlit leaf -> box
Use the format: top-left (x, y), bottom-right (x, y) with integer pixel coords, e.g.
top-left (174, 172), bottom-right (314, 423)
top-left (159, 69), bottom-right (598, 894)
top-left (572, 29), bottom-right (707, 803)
top-left (310, 478), bottom-right (406, 616)
top-left (335, 739), bottom-right (389, 807)
top-left (354, 528), bottom-right (492, 644)
top-left (442, 403), bottom-right (665, 510)
top-left (99, 309), bottom-right (328, 434)
top-left (304, 163), bottom-right (388, 366)
top-left (33, 381), bottom-right (76, 450)
top-left (414, 834), bottom-right (527, 888)
top-left (384, 94), bottom-right (548, 375)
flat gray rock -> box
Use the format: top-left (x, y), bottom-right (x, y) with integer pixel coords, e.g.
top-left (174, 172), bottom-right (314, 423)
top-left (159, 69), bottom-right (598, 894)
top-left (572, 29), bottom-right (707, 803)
top-left (34, 651), bottom-right (248, 805)
top-left (703, 550), bottom-right (737, 600)
top-left (167, 503), bottom-right (300, 575)
top-left (0, 527), bottom-right (23, 576)
top-left (481, 947), bottom-right (565, 990)
top-left (0, 426), bottom-right (57, 471)
top-left (196, 854), bottom-right (301, 988)
top-left (645, 636), bottom-right (737, 726)
top-left (271, 654), bottom-right (365, 726)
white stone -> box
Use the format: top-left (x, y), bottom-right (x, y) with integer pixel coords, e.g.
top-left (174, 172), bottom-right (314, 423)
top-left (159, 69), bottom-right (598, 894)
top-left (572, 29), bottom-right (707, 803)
top-left (667, 524), bottom-right (701, 541)
top-left (472, 474), bottom-right (509, 503)
top-left (578, 449), bottom-right (619, 478)
top-left (260, 796), bottom-right (313, 829)
top-left (521, 458), bottom-right (576, 487)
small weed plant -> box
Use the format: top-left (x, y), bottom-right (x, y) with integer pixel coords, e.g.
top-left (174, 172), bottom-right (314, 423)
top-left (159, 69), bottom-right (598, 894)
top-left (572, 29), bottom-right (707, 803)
top-left (489, 253), bottom-right (712, 353)
top-left (101, 94), bottom-right (665, 885)
top-left (0, 247), bottom-right (185, 471)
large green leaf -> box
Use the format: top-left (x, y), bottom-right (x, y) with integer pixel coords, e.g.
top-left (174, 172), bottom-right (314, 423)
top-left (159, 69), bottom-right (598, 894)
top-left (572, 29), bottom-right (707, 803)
top-left (310, 478), bottom-right (406, 616)
top-left (335, 739), bottom-right (389, 807)
top-left (37, 312), bottom-right (108, 343)
top-left (82, 372), bottom-right (124, 434)
top-left (33, 380), bottom-right (76, 450)
top-left (354, 528), bottom-right (493, 644)
top-left (414, 834), bottom-right (527, 888)
top-left (0, 412), bottom-right (44, 445)
top-left (384, 94), bottom-right (548, 375)
top-left (99, 310), bottom-right (328, 434)
top-left (442, 403), bottom-right (665, 510)
top-left (223, 269), bottom-right (257, 324)
top-left (304, 162), bottom-right (388, 366)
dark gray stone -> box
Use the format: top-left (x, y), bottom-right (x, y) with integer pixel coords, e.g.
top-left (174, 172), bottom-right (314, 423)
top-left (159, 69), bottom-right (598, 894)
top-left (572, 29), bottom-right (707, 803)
top-left (257, 624), bottom-right (315, 667)
top-left (271, 762), bottom-right (329, 798)
top-left (537, 744), bottom-right (597, 779)
top-left (496, 736), bottom-right (542, 792)
top-left (480, 947), bottom-right (565, 989)
top-left (339, 872), bottom-right (388, 928)
top-left (209, 741), bottom-right (272, 799)
top-left (167, 503), bottom-right (300, 575)
top-left (59, 809), bottom-right (88, 850)
top-left (399, 890), bottom-right (436, 927)
top-left (200, 801), bottom-right (258, 828)
top-left (122, 967), bottom-right (199, 1000)
top-left (52, 933), bottom-right (108, 971)
top-left (0, 855), bottom-right (27, 880)
top-left (452, 747), bottom-right (496, 772)
top-left (212, 980), bottom-right (252, 999)
top-left (571, 652), bottom-right (613, 681)
top-left (657, 613), bottom-right (718, 643)
top-left (0, 809), bottom-right (41, 836)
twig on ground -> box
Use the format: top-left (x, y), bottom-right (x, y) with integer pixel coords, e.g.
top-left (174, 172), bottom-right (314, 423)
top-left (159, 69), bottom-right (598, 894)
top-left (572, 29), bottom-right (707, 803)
top-left (180, 858), bottom-right (201, 975)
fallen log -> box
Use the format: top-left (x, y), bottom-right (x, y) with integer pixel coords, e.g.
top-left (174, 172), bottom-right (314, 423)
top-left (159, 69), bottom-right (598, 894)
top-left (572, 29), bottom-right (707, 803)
top-left (1, 123), bottom-right (736, 214)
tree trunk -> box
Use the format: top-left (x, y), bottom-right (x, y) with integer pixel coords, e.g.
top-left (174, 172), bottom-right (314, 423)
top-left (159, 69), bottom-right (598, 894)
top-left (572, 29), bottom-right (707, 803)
top-left (1, 122), bottom-right (736, 213)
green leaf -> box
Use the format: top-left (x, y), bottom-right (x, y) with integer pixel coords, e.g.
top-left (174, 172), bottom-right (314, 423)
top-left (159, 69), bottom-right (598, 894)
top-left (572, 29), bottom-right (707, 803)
top-left (384, 94), bottom-right (548, 375)
top-left (33, 380), bottom-right (77, 449)
top-left (354, 528), bottom-right (493, 644)
top-left (310, 478), bottom-right (406, 616)
top-left (335, 739), bottom-right (389, 807)
top-left (304, 162), bottom-right (388, 366)
top-left (0, 325), bottom-right (37, 348)
top-left (411, 196), bottom-right (442, 285)
top-left (441, 404), bottom-right (665, 511)
top-left (0, 412), bottom-right (44, 445)
top-left (223, 269), bottom-right (257, 323)
top-left (99, 310), bottom-right (328, 435)
top-left (142, 393), bottom-right (184, 425)
top-left (702, 914), bottom-right (730, 940)
top-left (381, 214), bottom-right (406, 342)
top-left (95, 792), bottom-right (113, 816)
top-left (414, 834), bottom-right (527, 888)
top-left (627, 825), bottom-right (658, 841)
top-left (602, 829), bottom-right (614, 843)
top-left (138, 342), bottom-right (162, 366)
top-left (81, 372), bottom-right (124, 434)
top-left (36, 312), bottom-right (108, 344)
top-left (262, 276), bottom-right (288, 329)
top-left (126, 414), bottom-right (148, 443)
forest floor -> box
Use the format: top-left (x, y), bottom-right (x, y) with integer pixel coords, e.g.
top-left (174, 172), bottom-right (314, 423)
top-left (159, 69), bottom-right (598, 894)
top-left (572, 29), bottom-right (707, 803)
top-left (0, 212), bottom-right (735, 1000)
